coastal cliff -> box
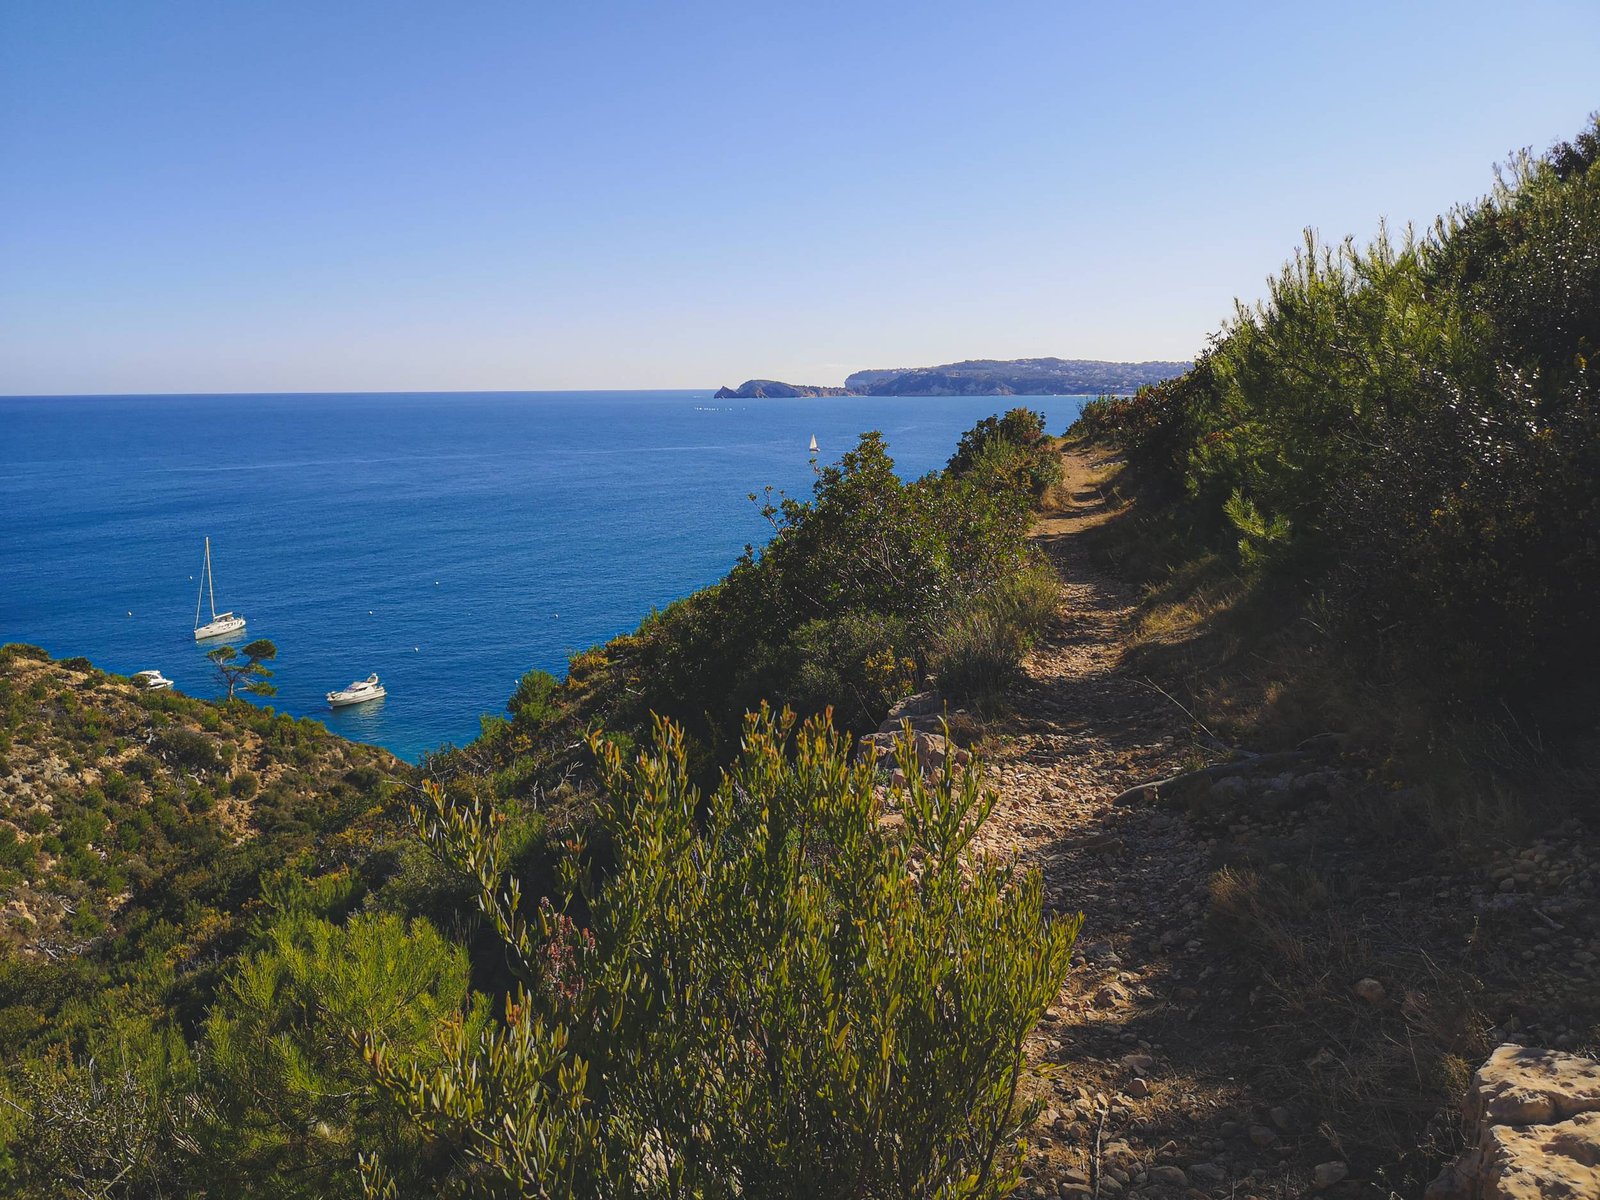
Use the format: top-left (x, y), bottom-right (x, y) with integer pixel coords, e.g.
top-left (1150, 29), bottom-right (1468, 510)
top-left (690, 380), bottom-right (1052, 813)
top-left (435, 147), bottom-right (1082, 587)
top-left (714, 356), bottom-right (1191, 399)
top-left (846, 357), bottom-right (1191, 396)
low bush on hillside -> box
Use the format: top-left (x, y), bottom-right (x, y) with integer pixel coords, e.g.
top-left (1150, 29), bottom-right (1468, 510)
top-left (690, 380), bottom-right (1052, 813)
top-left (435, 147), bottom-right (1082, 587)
top-left (363, 710), bottom-right (1077, 1199)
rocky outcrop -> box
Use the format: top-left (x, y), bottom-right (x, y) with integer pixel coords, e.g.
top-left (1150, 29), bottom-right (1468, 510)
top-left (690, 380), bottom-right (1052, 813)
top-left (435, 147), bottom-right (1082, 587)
top-left (1428, 1045), bottom-right (1600, 1199)
top-left (712, 380), bottom-right (852, 399)
top-left (858, 692), bottom-right (974, 783)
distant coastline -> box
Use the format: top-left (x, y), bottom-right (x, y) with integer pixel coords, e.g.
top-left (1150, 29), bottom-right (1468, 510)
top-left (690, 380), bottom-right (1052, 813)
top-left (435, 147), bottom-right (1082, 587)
top-left (714, 356), bottom-right (1190, 400)
top-left (712, 379), bottom-right (852, 399)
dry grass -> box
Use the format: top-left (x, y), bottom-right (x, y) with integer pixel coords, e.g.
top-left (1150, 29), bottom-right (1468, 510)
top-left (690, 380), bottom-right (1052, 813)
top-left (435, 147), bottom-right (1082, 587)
top-left (1208, 863), bottom-right (1489, 1189)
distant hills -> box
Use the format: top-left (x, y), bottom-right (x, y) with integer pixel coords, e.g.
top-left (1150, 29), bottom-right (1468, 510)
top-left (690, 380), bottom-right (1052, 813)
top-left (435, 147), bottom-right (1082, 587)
top-left (714, 357), bottom-right (1190, 400)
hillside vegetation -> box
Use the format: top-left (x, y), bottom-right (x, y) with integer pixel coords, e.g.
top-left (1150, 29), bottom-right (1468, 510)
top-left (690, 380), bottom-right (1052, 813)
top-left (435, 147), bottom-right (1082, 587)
top-left (446, 409), bottom-right (1066, 798)
top-left (1074, 118), bottom-right (1600, 796)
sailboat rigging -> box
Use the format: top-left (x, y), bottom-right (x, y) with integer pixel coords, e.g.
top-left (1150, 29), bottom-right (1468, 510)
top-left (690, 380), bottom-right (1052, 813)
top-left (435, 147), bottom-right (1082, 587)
top-left (193, 537), bottom-right (247, 641)
top-left (808, 434), bottom-right (819, 455)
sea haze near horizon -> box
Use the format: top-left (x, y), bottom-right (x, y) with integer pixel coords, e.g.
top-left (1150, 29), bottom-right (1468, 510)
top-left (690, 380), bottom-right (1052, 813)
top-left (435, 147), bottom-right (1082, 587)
top-left (0, 391), bottom-right (1089, 761)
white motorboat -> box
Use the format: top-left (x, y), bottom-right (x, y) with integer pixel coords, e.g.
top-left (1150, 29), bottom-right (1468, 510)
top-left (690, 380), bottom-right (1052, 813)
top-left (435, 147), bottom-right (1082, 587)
top-left (328, 674), bottom-right (386, 707)
top-left (193, 536), bottom-right (247, 640)
top-left (132, 670), bottom-right (174, 691)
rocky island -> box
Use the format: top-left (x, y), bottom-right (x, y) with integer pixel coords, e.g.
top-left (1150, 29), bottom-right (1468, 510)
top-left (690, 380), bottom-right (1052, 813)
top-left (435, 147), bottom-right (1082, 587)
top-left (712, 379), bottom-right (853, 398)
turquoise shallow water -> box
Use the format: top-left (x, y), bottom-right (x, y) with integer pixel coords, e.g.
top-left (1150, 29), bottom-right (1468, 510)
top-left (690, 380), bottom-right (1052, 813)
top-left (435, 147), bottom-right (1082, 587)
top-left (0, 391), bottom-right (1088, 761)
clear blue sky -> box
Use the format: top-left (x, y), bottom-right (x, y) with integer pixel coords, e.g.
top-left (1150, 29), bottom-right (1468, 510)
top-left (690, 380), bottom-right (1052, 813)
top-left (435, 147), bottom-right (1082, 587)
top-left (2, 1), bottom-right (1596, 394)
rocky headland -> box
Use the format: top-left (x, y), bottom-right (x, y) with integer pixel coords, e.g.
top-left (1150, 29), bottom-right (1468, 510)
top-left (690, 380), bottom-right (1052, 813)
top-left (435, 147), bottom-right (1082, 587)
top-left (714, 356), bottom-right (1191, 400)
top-left (712, 379), bottom-right (853, 398)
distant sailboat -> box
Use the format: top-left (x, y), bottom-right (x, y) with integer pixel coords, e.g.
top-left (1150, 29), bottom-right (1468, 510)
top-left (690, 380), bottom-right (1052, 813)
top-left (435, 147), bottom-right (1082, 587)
top-left (193, 537), bottom-right (247, 641)
top-left (809, 434), bottom-right (819, 455)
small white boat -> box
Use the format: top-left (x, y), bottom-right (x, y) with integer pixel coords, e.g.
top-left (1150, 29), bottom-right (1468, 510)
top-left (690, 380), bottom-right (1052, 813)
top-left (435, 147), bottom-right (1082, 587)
top-left (132, 670), bottom-right (174, 691)
top-left (327, 674), bottom-right (386, 707)
top-left (809, 434), bottom-right (819, 455)
top-left (194, 536), bottom-right (247, 641)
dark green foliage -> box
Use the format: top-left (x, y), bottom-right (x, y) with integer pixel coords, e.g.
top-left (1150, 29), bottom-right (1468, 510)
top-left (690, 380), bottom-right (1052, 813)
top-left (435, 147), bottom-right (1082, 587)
top-left (947, 407), bottom-right (1065, 499)
top-left (1073, 117), bottom-right (1600, 722)
top-left (507, 669), bottom-right (561, 725)
top-left (7, 1045), bottom-right (185, 1199)
top-left (155, 725), bottom-right (223, 773)
top-left (368, 710), bottom-right (1077, 1198)
top-left (208, 638), bottom-right (279, 702)
top-left (198, 910), bottom-right (489, 1198)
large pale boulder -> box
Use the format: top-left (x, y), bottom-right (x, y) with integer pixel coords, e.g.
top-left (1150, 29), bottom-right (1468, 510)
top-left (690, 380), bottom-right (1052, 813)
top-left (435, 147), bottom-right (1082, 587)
top-left (1479, 1110), bottom-right (1600, 1199)
top-left (1471, 1045), bottom-right (1600, 1127)
top-left (1428, 1045), bottom-right (1600, 1200)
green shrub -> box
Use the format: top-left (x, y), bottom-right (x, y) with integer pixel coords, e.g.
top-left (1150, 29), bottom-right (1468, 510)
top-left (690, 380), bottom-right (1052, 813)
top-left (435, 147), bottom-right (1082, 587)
top-left (786, 608), bottom-right (915, 732)
top-left (371, 709), bottom-right (1077, 1198)
top-left (155, 728), bottom-right (222, 774)
top-left (201, 910), bottom-right (487, 1198)
top-left (0, 829), bottom-right (35, 871)
top-left (932, 560), bottom-right (1060, 710)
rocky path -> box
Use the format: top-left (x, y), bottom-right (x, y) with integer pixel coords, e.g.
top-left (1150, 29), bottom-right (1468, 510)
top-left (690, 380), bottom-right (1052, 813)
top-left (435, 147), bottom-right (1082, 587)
top-left (969, 447), bottom-right (1600, 1200)
top-left (976, 448), bottom-right (1339, 1199)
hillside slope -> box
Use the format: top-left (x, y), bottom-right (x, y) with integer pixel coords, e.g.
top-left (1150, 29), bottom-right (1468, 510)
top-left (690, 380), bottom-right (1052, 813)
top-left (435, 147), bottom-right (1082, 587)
top-left (0, 642), bottom-right (409, 961)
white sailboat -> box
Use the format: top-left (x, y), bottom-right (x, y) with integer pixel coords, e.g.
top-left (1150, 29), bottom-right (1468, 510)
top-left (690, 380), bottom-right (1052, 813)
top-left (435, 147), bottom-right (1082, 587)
top-left (809, 434), bottom-right (819, 455)
top-left (193, 537), bottom-right (247, 641)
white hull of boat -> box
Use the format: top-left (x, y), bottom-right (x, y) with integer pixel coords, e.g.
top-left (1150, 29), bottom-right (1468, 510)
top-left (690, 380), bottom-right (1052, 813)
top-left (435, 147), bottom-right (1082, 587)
top-left (133, 670), bottom-right (174, 691)
top-left (328, 674), bottom-right (385, 707)
top-left (328, 689), bottom-right (385, 708)
top-left (194, 614), bottom-right (247, 641)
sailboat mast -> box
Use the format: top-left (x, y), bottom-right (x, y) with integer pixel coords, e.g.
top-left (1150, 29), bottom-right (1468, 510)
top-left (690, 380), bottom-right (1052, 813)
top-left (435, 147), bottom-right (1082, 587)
top-left (206, 537), bottom-right (218, 620)
top-left (195, 541), bottom-right (206, 629)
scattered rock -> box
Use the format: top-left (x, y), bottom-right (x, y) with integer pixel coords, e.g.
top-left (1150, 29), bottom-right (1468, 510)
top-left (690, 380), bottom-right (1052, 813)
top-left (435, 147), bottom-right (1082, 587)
top-left (1352, 977), bottom-right (1387, 1005)
top-left (1470, 1043), bottom-right (1600, 1126)
top-left (1248, 1125), bottom-right (1277, 1147)
top-left (1121, 1052), bottom-right (1155, 1076)
top-left (1311, 1161), bottom-right (1348, 1189)
top-left (1092, 981), bottom-right (1130, 1009)
top-left (882, 690), bottom-right (943, 726)
top-left (1208, 776), bottom-right (1250, 804)
top-left (1126, 1077), bottom-right (1150, 1099)
top-left (1147, 1165), bottom-right (1188, 1188)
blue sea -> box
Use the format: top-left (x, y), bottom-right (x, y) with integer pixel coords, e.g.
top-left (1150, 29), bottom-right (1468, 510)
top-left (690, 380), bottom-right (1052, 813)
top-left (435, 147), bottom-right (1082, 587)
top-left (0, 391), bottom-right (1088, 761)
